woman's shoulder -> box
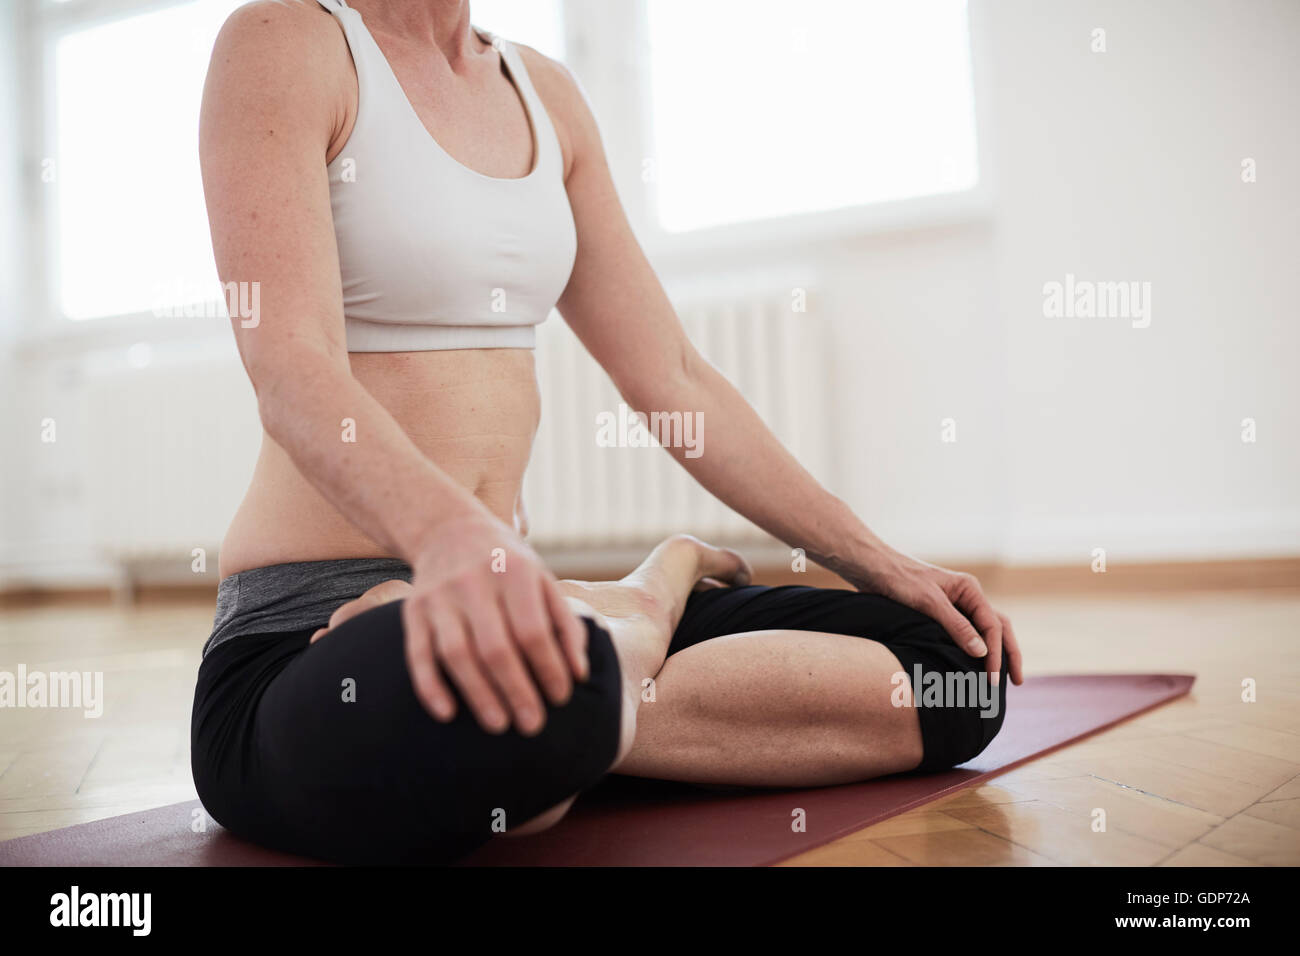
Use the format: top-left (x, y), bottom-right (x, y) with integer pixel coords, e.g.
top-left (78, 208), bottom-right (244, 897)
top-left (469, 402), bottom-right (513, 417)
top-left (511, 42), bottom-right (585, 110)
top-left (511, 42), bottom-right (604, 178)
top-left (205, 0), bottom-right (353, 142)
top-left (213, 0), bottom-right (350, 75)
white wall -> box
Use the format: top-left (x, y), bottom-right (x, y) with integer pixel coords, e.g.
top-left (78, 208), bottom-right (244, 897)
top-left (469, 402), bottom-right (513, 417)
top-left (983, 0), bottom-right (1300, 561)
top-left (646, 0), bottom-right (1300, 565)
top-left (1, 0), bottom-right (1297, 588)
top-left (642, 0), bottom-right (1300, 566)
top-left (0, 0), bottom-right (30, 585)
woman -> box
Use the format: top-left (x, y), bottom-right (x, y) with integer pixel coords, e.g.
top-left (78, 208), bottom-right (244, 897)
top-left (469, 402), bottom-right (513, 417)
top-left (193, 0), bottom-right (1023, 864)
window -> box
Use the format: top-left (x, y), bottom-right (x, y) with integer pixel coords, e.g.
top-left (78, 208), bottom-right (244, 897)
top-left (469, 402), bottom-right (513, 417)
top-left (43, 0), bottom-right (564, 322)
top-left (645, 0), bottom-right (980, 233)
top-left (52, 0), bottom-right (244, 320)
top-left (32, 0), bottom-right (973, 324)
top-left (472, 0), bottom-right (566, 61)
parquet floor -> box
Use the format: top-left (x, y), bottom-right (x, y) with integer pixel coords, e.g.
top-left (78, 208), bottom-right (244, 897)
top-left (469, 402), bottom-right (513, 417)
top-left (1, 587), bottom-right (1296, 864)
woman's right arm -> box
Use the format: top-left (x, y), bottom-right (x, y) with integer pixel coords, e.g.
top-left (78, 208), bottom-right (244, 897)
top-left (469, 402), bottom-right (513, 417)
top-left (199, 2), bottom-right (587, 735)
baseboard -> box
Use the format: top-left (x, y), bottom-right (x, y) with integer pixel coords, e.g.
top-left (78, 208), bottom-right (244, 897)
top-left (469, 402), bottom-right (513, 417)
top-left (2, 556), bottom-right (1296, 609)
top-left (1000, 511), bottom-right (1300, 565)
top-left (977, 556), bottom-right (1300, 595)
top-left (0, 582), bottom-right (218, 609)
top-left (0, 585), bottom-right (118, 609)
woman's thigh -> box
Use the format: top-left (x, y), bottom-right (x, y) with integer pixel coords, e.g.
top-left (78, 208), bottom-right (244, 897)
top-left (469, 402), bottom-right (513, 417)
top-left (195, 599), bottom-right (624, 864)
top-left (624, 626), bottom-right (924, 785)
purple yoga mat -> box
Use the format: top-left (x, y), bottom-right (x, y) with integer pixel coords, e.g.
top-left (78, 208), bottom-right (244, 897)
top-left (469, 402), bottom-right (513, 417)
top-left (0, 673), bottom-right (1193, 867)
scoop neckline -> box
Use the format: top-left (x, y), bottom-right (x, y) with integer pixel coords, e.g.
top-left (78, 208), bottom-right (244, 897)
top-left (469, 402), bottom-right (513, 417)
top-left (352, 13), bottom-right (541, 183)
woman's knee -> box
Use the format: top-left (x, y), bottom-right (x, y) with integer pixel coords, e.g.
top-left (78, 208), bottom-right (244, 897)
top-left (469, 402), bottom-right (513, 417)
top-left (568, 611), bottom-right (637, 767)
top-left (471, 617), bottom-right (623, 842)
top-left (541, 615), bottom-right (626, 777)
top-left (905, 641), bottom-right (1010, 772)
top-left (276, 618), bottom-right (624, 861)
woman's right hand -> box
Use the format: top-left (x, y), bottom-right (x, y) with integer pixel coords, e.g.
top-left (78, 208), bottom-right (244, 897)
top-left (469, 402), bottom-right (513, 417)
top-left (402, 512), bottom-right (590, 736)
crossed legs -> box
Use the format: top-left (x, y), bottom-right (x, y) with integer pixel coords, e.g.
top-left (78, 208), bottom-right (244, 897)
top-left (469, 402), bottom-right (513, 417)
top-left (518, 535), bottom-right (929, 832)
top-left (195, 535), bottom-right (996, 859)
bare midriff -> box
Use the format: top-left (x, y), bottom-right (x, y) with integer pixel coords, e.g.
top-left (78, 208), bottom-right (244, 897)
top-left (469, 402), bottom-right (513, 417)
top-left (217, 348), bottom-right (540, 579)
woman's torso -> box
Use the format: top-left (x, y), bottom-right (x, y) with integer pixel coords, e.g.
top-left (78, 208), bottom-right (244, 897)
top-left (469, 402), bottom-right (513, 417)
top-left (219, 350), bottom-right (540, 578)
top-left (219, 1), bottom-right (568, 578)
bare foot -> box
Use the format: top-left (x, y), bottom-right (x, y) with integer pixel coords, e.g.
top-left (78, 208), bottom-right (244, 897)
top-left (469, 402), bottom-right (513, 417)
top-left (556, 534), bottom-right (752, 657)
top-left (550, 536), bottom-right (749, 772)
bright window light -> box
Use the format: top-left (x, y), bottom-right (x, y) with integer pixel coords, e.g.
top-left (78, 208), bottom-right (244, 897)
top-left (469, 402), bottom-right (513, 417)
top-left (646, 0), bottom-right (980, 233)
top-left (52, 0), bottom-right (563, 322)
top-left (54, 0), bottom-right (244, 320)
top-left (473, 0), bottom-right (566, 61)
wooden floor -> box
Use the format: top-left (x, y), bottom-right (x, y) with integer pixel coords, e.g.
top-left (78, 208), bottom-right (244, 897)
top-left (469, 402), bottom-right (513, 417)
top-left (1, 585), bottom-right (1297, 865)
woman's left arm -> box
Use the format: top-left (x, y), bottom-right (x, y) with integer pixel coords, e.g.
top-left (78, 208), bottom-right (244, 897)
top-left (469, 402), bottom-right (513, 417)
top-left (531, 53), bottom-right (1022, 685)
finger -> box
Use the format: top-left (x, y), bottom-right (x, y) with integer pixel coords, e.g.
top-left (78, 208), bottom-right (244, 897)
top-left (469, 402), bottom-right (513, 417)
top-left (430, 601), bottom-right (509, 733)
top-left (402, 598), bottom-right (455, 722)
top-left (448, 599), bottom-right (540, 735)
top-left (543, 576), bottom-right (589, 681)
top-left (469, 597), bottom-right (547, 735)
top-left (1000, 613), bottom-right (1025, 685)
top-left (504, 578), bottom-right (572, 706)
top-left (926, 591), bottom-right (987, 658)
top-left (965, 594), bottom-right (1003, 683)
top-left (309, 627), bottom-right (327, 644)
top-left (948, 577), bottom-right (1003, 680)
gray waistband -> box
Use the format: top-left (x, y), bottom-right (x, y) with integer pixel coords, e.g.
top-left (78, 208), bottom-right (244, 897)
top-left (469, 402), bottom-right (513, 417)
top-left (204, 557), bottom-right (413, 658)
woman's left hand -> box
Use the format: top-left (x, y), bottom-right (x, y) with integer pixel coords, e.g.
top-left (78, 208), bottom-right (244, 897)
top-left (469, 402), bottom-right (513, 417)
top-left (846, 550), bottom-right (1024, 686)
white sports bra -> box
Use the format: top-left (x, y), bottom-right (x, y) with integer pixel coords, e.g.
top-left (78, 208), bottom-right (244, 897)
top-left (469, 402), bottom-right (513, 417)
top-left (313, 0), bottom-right (577, 351)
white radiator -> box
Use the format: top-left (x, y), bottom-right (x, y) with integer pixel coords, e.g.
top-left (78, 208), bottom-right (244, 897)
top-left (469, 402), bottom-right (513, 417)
top-left (525, 283), bottom-right (831, 549)
top-left (85, 351), bottom-right (260, 569)
top-left (85, 285), bottom-right (831, 568)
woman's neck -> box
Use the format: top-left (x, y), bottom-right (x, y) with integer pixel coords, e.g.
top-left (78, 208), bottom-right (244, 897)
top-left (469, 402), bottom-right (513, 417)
top-left (347, 0), bottom-right (482, 65)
